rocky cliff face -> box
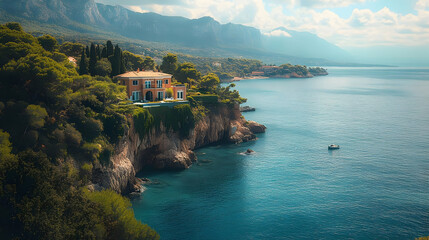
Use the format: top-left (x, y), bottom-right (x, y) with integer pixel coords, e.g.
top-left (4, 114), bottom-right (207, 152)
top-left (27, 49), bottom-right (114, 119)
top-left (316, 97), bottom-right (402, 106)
top-left (93, 104), bottom-right (266, 194)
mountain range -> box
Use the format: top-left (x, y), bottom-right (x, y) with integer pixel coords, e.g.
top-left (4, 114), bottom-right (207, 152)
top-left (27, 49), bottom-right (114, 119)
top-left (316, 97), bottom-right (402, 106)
top-left (0, 0), bottom-right (367, 66)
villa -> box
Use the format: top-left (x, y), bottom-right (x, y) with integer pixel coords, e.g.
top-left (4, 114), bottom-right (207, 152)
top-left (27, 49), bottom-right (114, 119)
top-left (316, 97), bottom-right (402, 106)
top-left (116, 70), bottom-right (186, 102)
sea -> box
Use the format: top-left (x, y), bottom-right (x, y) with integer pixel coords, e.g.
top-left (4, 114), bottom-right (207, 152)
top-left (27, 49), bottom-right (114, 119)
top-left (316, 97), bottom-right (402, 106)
top-left (132, 67), bottom-right (429, 240)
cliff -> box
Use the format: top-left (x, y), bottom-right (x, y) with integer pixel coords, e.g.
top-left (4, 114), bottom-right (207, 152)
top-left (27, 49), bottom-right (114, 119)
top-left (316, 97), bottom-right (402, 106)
top-left (92, 104), bottom-right (266, 194)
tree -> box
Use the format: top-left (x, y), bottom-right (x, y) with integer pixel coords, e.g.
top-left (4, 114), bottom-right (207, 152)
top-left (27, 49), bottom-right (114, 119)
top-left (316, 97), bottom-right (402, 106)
top-left (175, 62), bottom-right (201, 85)
top-left (59, 42), bottom-right (85, 57)
top-left (37, 35), bottom-right (58, 52)
top-left (143, 56), bottom-right (156, 70)
top-left (110, 44), bottom-right (124, 77)
top-left (123, 51), bottom-right (144, 71)
top-left (199, 73), bottom-right (220, 93)
top-left (85, 46), bottom-right (90, 58)
top-left (89, 43), bottom-right (97, 76)
top-left (5, 22), bottom-right (23, 31)
top-left (106, 40), bottom-right (114, 57)
top-left (94, 58), bottom-right (112, 77)
top-left (101, 46), bottom-right (107, 58)
top-left (165, 88), bottom-right (173, 98)
top-left (25, 105), bottom-right (48, 129)
top-left (79, 49), bottom-right (88, 75)
top-left (160, 53), bottom-right (178, 74)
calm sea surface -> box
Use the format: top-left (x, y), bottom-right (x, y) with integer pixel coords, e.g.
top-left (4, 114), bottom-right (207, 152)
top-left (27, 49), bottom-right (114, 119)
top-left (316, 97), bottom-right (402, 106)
top-left (132, 67), bottom-right (429, 240)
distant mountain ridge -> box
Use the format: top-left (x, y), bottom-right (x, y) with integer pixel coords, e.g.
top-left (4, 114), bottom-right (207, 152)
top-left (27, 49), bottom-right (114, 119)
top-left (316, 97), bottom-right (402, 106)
top-left (0, 0), bottom-right (358, 65)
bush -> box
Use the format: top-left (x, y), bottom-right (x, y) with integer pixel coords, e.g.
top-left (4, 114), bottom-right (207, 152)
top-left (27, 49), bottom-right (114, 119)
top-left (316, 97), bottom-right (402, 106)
top-left (85, 190), bottom-right (160, 240)
top-left (191, 94), bottom-right (219, 103)
top-left (133, 108), bottom-right (154, 138)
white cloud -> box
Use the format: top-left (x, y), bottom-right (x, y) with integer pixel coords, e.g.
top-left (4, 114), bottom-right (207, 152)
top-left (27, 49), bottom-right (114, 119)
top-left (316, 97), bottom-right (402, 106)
top-left (100, 0), bottom-right (429, 48)
top-left (264, 29), bottom-right (292, 37)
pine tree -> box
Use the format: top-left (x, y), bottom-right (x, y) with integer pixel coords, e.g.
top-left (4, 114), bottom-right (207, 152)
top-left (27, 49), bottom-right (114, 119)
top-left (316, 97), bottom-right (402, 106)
top-left (89, 43), bottom-right (97, 76)
top-left (79, 49), bottom-right (88, 75)
top-left (106, 40), bottom-right (114, 57)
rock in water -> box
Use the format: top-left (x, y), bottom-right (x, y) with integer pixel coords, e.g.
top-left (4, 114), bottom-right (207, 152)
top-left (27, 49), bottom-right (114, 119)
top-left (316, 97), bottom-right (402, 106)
top-left (246, 149), bottom-right (255, 154)
top-left (247, 121), bottom-right (266, 133)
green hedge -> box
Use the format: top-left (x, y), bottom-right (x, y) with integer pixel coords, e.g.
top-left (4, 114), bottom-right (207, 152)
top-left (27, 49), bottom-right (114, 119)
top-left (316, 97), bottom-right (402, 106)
top-left (189, 94), bottom-right (218, 103)
top-left (133, 104), bottom-right (195, 138)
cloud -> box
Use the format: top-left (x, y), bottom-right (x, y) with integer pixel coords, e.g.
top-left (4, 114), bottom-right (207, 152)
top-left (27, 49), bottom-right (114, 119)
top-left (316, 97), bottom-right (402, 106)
top-left (299, 0), bottom-right (366, 8)
top-left (264, 29), bottom-right (292, 37)
top-left (95, 0), bottom-right (429, 48)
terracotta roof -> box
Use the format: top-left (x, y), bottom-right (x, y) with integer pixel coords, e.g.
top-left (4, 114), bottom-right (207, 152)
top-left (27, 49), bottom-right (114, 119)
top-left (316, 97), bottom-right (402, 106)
top-left (115, 71), bottom-right (172, 78)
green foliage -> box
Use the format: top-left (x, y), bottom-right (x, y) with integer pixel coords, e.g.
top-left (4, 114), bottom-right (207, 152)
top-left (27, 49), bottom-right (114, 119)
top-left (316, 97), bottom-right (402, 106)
top-left (94, 58), bottom-right (112, 77)
top-left (308, 66), bottom-right (328, 76)
top-left (175, 62), bottom-right (200, 85)
top-left (85, 190), bottom-right (160, 240)
top-left (89, 43), bottom-right (97, 76)
top-left (5, 22), bottom-right (23, 31)
top-left (217, 83), bottom-right (247, 105)
top-left (59, 42), bottom-right (84, 57)
top-left (160, 53), bottom-right (178, 74)
top-left (106, 40), bottom-right (114, 57)
top-left (0, 129), bottom-right (14, 161)
top-left (149, 105), bottom-right (195, 138)
top-left (79, 48), bottom-right (88, 75)
top-left (177, 54), bottom-right (262, 79)
top-left (165, 88), bottom-right (173, 98)
top-left (123, 50), bottom-right (144, 71)
top-left (189, 94), bottom-right (219, 104)
top-left (142, 56), bottom-right (156, 70)
top-left (25, 104), bottom-right (48, 129)
top-left (110, 44), bottom-right (125, 77)
top-left (199, 73), bottom-right (220, 93)
top-left (132, 108), bottom-right (154, 139)
top-left (0, 23), bottom-right (159, 239)
top-left (37, 34), bottom-right (58, 52)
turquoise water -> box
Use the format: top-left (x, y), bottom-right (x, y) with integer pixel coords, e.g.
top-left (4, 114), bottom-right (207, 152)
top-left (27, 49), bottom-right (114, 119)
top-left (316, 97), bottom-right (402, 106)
top-left (132, 68), bottom-right (429, 240)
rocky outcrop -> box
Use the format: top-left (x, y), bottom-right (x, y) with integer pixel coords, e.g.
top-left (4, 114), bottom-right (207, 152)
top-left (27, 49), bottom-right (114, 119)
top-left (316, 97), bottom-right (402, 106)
top-left (93, 104), bottom-right (266, 194)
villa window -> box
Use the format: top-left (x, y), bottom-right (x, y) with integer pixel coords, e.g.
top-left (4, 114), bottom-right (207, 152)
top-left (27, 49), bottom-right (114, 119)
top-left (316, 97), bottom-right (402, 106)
top-left (177, 91), bottom-right (183, 100)
top-left (132, 91), bottom-right (141, 101)
top-left (145, 81), bottom-right (151, 88)
top-left (132, 80), bottom-right (138, 86)
top-left (157, 80), bottom-right (163, 88)
top-left (165, 79), bottom-right (169, 84)
top-left (157, 91), bottom-right (164, 100)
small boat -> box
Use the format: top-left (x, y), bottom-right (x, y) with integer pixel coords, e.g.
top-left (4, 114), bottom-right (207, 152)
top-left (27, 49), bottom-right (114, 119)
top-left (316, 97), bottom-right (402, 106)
top-left (328, 144), bottom-right (340, 150)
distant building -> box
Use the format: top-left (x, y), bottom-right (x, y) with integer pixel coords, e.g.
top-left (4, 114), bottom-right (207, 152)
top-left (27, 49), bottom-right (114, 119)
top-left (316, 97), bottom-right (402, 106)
top-left (68, 57), bottom-right (77, 67)
top-left (116, 70), bottom-right (186, 102)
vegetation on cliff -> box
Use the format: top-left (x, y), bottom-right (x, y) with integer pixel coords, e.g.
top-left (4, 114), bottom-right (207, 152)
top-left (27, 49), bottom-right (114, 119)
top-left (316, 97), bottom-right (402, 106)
top-left (0, 22), bottom-right (159, 239)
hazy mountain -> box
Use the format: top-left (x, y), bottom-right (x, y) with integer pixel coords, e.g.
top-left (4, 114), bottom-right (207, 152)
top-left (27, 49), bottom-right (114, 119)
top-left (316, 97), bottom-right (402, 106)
top-left (262, 27), bottom-right (353, 62)
top-left (0, 0), bottom-right (359, 65)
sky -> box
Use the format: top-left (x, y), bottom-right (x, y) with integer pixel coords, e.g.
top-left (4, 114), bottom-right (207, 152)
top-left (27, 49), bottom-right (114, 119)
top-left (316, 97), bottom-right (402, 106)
top-left (95, 0), bottom-right (429, 65)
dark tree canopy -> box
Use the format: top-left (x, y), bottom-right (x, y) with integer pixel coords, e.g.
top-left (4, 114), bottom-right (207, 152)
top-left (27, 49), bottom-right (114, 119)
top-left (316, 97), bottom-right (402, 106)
top-left (160, 53), bottom-right (178, 74)
top-left (37, 35), bottom-right (58, 52)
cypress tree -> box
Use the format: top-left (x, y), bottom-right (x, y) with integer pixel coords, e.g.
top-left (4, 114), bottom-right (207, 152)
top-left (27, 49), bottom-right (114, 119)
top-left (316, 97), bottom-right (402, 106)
top-left (89, 43), bottom-right (97, 76)
top-left (95, 45), bottom-right (100, 60)
top-left (79, 49), bottom-right (88, 75)
top-left (85, 45), bottom-right (90, 58)
top-left (110, 44), bottom-right (122, 76)
top-left (106, 40), bottom-right (114, 57)
top-left (101, 47), bottom-right (107, 58)
top-left (120, 51), bottom-right (126, 74)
